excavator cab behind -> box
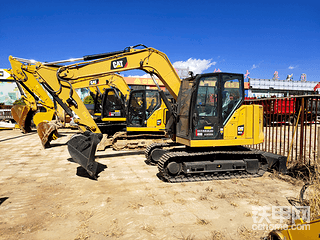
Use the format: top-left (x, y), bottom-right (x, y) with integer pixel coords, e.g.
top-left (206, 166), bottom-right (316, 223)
top-left (100, 88), bottom-right (126, 122)
top-left (127, 90), bottom-right (163, 129)
top-left (98, 87), bottom-right (127, 133)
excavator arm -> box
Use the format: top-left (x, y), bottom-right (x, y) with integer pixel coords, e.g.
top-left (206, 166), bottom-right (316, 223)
top-left (19, 45), bottom-right (181, 178)
top-left (56, 46), bottom-right (180, 100)
top-left (55, 46), bottom-right (181, 137)
top-left (9, 57), bottom-right (105, 177)
top-left (9, 57), bottom-right (68, 147)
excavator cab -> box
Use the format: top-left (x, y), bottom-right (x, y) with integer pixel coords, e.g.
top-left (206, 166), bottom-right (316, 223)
top-left (127, 90), bottom-right (161, 127)
top-left (93, 87), bottom-right (127, 133)
top-left (101, 88), bottom-right (126, 120)
top-left (176, 72), bottom-right (244, 142)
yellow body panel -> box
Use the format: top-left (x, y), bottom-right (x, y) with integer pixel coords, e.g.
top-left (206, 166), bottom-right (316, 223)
top-left (127, 126), bottom-right (165, 132)
top-left (146, 102), bottom-right (167, 128)
top-left (101, 118), bottom-right (126, 122)
top-left (270, 218), bottom-right (320, 240)
top-left (176, 105), bottom-right (264, 147)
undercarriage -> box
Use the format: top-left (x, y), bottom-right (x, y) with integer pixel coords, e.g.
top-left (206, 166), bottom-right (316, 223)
top-left (145, 144), bottom-right (287, 183)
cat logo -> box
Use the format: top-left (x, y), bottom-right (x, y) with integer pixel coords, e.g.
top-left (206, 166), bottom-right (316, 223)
top-left (237, 125), bottom-right (244, 136)
top-left (111, 57), bottom-right (128, 70)
top-left (89, 79), bottom-right (99, 85)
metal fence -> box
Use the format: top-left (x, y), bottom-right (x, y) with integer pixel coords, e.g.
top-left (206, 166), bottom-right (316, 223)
top-left (0, 106), bottom-right (13, 120)
top-left (244, 95), bottom-right (320, 166)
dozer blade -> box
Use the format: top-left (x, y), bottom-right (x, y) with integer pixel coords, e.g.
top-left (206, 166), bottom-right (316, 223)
top-left (11, 105), bottom-right (35, 133)
top-left (37, 121), bottom-right (59, 148)
top-left (67, 131), bottom-right (103, 179)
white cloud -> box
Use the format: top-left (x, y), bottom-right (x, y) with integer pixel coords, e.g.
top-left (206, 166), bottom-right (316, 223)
top-left (288, 65), bottom-right (298, 70)
top-left (126, 73), bottom-right (151, 78)
top-left (251, 61), bottom-right (264, 70)
top-left (125, 58), bottom-right (216, 77)
top-left (173, 58), bottom-right (216, 74)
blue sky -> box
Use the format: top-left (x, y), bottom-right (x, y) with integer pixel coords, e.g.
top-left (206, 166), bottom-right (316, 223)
top-left (1, 0), bottom-right (319, 81)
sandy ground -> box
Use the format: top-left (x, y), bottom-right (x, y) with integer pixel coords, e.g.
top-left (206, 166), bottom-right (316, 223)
top-left (0, 128), bottom-right (304, 240)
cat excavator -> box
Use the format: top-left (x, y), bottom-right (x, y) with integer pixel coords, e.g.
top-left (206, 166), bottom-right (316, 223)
top-left (70, 73), bottom-right (171, 150)
top-left (8, 62), bottom-right (66, 147)
top-left (10, 45), bottom-right (286, 180)
top-left (69, 73), bottom-right (130, 134)
top-left (10, 60), bottom-right (131, 147)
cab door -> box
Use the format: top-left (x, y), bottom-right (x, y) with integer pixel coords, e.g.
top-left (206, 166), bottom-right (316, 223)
top-left (127, 90), bottom-right (146, 127)
top-left (127, 90), bottom-right (162, 128)
top-left (192, 75), bottom-right (222, 139)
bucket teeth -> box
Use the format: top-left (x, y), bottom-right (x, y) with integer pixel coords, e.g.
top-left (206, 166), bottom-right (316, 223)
top-left (67, 131), bottom-right (103, 179)
top-left (37, 121), bottom-right (59, 148)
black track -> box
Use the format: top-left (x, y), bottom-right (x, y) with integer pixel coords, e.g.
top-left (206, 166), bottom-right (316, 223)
top-left (157, 149), bottom-right (267, 183)
top-left (144, 142), bottom-right (181, 165)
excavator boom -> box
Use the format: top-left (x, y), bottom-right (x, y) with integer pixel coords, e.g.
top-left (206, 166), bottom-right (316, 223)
top-left (56, 46), bottom-right (181, 100)
top-left (8, 60), bottom-right (64, 147)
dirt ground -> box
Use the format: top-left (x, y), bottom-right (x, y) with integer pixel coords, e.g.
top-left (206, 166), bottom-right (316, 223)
top-left (0, 128), bottom-right (304, 240)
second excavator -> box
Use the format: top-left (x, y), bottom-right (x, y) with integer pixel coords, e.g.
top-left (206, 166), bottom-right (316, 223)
top-left (70, 73), bottom-right (130, 134)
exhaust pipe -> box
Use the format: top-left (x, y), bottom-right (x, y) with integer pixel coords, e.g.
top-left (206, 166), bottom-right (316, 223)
top-left (67, 131), bottom-right (103, 179)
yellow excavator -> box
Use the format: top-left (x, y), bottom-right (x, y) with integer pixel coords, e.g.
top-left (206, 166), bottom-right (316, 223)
top-left (9, 61), bottom-right (128, 148)
top-left (69, 73), bottom-right (171, 150)
top-left (9, 55), bottom-right (170, 154)
top-left (70, 73), bottom-right (130, 134)
top-left (9, 45), bottom-right (286, 180)
top-left (8, 62), bottom-right (67, 147)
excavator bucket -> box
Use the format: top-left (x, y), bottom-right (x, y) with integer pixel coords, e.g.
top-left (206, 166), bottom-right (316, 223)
top-left (67, 131), bottom-right (103, 179)
top-left (11, 105), bottom-right (35, 133)
top-left (37, 121), bottom-right (59, 148)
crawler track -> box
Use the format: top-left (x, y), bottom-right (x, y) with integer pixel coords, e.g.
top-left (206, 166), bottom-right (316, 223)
top-left (158, 149), bottom-right (266, 183)
top-left (144, 142), bottom-right (178, 165)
